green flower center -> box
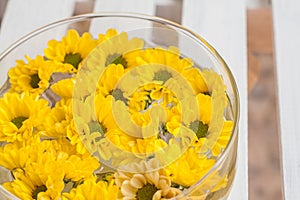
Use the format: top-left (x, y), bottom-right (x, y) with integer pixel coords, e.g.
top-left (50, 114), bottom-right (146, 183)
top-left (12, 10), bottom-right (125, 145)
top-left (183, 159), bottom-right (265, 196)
top-left (32, 185), bottom-right (47, 199)
top-left (64, 53), bottom-right (82, 69)
top-left (111, 88), bottom-right (127, 103)
top-left (30, 74), bottom-right (41, 89)
top-left (106, 53), bottom-right (127, 67)
top-left (11, 116), bottom-right (28, 129)
top-left (136, 183), bottom-right (158, 200)
top-left (153, 70), bottom-right (172, 82)
top-left (88, 121), bottom-right (106, 135)
top-left (190, 120), bottom-right (208, 139)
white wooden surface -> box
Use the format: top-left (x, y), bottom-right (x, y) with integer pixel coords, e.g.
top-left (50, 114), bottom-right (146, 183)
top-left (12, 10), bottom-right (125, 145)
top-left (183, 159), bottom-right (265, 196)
top-left (182, 1), bottom-right (248, 199)
top-left (0, 0), bottom-right (248, 199)
top-left (0, 0), bottom-right (75, 53)
top-left (93, 0), bottom-right (155, 14)
top-left (90, 0), bottom-right (156, 36)
top-left (0, 0), bottom-right (76, 86)
top-left (273, 0), bottom-right (300, 199)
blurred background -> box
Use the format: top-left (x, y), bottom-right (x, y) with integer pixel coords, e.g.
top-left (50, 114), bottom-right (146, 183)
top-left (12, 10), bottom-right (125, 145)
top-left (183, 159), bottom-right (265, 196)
top-left (246, 1), bottom-right (283, 200)
top-left (0, 0), bottom-right (282, 199)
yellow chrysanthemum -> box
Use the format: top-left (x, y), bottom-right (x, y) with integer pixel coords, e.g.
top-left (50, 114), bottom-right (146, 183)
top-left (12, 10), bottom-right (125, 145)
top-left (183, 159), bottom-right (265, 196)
top-left (115, 159), bottom-right (181, 200)
top-left (196, 93), bottom-right (212, 125)
top-left (103, 121), bottom-right (168, 156)
top-left (96, 63), bottom-right (126, 97)
top-left (84, 29), bottom-right (144, 71)
top-left (40, 137), bottom-right (78, 159)
top-left (103, 128), bottom-right (135, 153)
top-left (181, 171), bottom-right (228, 198)
top-left (165, 105), bottom-right (182, 135)
top-left (44, 29), bottom-right (98, 72)
top-left (62, 177), bottom-right (119, 200)
top-left (39, 138), bottom-right (100, 179)
top-left (129, 109), bottom-right (152, 127)
top-left (50, 78), bottom-right (75, 100)
top-left (41, 99), bottom-right (72, 138)
top-left (105, 103), bottom-right (173, 156)
top-left (66, 119), bottom-right (89, 155)
top-left (210, 120), bottom-right (233, 156)
top-left (124, 47), bottom-right (190, 72)
top-left (27, 138), bottom-right (100, 183)
top-left (128, 83), bottom-right (177, 114)
top-left (61, 154), bottom-right (100, 182)
top-left (8, 55), bottom-right (56, 95)
top-left (94, 94), bottom-right (119, 132)
top-left (0, 93), bottom-right (50, 142)
top-left (0, 137), bottom-right (48, 171)
top-left (193, 120), bottom-right (233, 157)
top-left (72, 68), bottom-right (102, 101)
top-left (71, 94), bottom-right (121, 156)
top-left (181, 67), bottom-right (208, 94)
top-left (129, 137), bottom-right (168, 156)
top-left (124, 46), bottom-right (208, 94)
top-left (166, 148), bottom-right (216, 187)
top-left (76, 94), bottom-right (118, 134)
top-left (0, 136), bottom-right (98, 178)
top-left (0, 141), bottom-right (31, 171)
top-left (97, 28), bottom-right (118, 43)
top-left (3, 161), bottom-right (65, 200)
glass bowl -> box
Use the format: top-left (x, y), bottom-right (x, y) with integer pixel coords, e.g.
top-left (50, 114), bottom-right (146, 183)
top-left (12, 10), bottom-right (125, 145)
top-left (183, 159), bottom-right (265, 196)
top-left (0, 13), bottom-right (239, 200)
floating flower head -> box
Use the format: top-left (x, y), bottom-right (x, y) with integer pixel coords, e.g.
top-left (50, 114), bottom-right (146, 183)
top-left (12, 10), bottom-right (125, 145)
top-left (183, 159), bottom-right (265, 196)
top-left (97, 28), bottom-right (119, 43)
top-left (0, 136), bottom-right (98, 176)
top-left (125, 47), bottom-right (189, 71)
top-left (93, 94), bottom-right (120, 136)
top-left (50, 78), bottom-right (76, 100)
top-left (0, 93), bottom-right (50, 142)
top-left (166, 148), bottom-right (216, 187)
top-left (62, 177), bottom-right (119, 200)
top-left (115, 159), bottom-right (181, 200)
top-left (0, 140), bottom-right (35, 171)
top-left (3, 161), bottom-right (65, 200)
top-left (42, 98), bottom-right (72, 138)
top-left (71, 93), bottom-right (123, 157)
top-left (96, 63), bottom-right (126, 97)
top-left (193, 120), bottom-right (234, 157)
top-left (84, 29), bottom-right (144, 71)
top-left (8, 55), bottom-right (56, 95)
top-left (37, 139), bottom-right (100, 182)
top-left (44, 29), bottom-right (98, 73)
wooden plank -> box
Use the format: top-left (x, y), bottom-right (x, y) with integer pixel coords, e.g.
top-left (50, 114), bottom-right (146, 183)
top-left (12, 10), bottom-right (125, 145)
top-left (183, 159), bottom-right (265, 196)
top-left (182, 0), bottom-right (248, 199)
top-left (93, 0), bottom-right (155, 14)
top-left (90, 0), bottom-right (155, 35)
top-left (273, 0), bottom-right (300, 199)
top-left (0, 0), bottom-right (7, 23)
top-left (0, 0), bottom-right (76, 86)
top-left (0, 0), bottom-right (75, 52)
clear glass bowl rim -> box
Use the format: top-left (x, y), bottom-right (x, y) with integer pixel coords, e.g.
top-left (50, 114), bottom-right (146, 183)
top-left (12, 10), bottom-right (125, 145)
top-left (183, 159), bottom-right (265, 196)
top-left (0, 12), bottom-right (240, 198)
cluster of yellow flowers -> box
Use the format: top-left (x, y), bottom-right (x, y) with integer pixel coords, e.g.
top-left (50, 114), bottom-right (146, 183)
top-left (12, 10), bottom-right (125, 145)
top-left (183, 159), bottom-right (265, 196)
top-left (0, 29), bottom-right (233, 199)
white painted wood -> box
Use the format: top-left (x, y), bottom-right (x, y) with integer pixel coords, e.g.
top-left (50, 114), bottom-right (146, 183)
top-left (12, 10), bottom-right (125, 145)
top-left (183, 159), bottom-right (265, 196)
top-left (0, 0), bottom-right (76, 86)
top-left (93, 0), bottom-right (155, 14)
top-left (273, 0), bottom-right (300, 199)
top-left (182, 0), bottom-right (248, 199)
top-left (0, 0), bottom-right (75, 53)
top-left (90, 0), bottom-right (155, 36)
